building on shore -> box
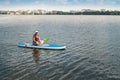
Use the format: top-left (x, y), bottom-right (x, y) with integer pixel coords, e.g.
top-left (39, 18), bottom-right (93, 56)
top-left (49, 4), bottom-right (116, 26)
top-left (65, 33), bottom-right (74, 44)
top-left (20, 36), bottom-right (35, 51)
top-left (9, 11), bottom-right (16, 15)
top-left (100, 9), bottom-right (106, 12)
top-left (38, 9), bottom-right (47, 15)
top-left (15, 10), bottom-right (23, 15)
top-left (81, 9), bottom-right (96, 12)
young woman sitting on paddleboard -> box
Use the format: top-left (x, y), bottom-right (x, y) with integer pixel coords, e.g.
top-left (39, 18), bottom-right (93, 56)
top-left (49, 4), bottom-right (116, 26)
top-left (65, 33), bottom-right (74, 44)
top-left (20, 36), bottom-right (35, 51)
top-left (33, 31), bottom-right (44, 46)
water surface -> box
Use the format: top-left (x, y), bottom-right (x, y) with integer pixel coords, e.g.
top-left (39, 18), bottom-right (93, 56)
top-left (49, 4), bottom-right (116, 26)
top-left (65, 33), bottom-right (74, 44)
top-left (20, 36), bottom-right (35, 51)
top-left (0, 15), bottom-right (120, 80)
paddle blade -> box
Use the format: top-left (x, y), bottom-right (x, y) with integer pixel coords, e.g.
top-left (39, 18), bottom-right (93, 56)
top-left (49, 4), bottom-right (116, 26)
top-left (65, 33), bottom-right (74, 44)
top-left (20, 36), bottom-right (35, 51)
top-left (44, 37), bottom-right (49, 41)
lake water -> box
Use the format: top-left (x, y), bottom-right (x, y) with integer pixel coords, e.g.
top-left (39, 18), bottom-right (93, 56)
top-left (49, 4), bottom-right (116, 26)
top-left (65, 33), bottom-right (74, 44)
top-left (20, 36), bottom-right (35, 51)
top-left (0, 15), bottom-right (120, 80)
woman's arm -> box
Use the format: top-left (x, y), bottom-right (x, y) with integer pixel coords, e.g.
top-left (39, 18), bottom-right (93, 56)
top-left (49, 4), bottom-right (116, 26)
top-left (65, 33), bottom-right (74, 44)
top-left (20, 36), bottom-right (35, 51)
top-left (33, 35), bottom-right (36, 42)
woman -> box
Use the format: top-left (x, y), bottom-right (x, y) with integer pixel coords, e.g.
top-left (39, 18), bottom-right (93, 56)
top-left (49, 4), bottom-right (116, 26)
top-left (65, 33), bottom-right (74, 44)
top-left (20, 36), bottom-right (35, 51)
top-left (33, 31), bottom-right (44, 46)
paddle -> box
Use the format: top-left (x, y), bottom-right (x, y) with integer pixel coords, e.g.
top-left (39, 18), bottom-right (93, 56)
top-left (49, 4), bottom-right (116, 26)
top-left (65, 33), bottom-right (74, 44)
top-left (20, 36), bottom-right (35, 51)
top-left (44, 37), bottom-right (50, 41)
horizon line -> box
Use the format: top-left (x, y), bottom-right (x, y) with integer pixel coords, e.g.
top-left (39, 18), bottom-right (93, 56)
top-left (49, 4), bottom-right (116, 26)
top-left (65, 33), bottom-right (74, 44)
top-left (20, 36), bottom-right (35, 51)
top-left (0, 8), bottom-right (120, 11)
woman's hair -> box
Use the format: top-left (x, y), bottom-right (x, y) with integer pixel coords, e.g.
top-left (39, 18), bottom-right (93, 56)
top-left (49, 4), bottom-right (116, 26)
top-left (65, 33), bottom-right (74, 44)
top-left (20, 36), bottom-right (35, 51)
top-left (34, 32), bottom-right (38, 36)
top-left (35, 32), bottom-right (37, 35)
top-left (33, 33), bottom-right (37, 39)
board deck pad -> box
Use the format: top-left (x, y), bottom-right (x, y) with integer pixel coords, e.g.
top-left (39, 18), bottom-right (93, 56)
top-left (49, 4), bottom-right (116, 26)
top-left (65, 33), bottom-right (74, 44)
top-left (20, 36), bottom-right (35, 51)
top-left (18, 42), bottom-right (66, 50)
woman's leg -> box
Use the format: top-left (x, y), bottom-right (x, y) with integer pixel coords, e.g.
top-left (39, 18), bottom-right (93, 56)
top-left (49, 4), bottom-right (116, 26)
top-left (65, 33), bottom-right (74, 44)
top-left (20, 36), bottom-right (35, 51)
top-left (34, 40), bottom-right (44, 46)
top-left (33, 42), bottom-right (38, 46)
top-left (40, 40), bottom-right (44, 45)
top-left (36, 41), bottom-right (41, 45)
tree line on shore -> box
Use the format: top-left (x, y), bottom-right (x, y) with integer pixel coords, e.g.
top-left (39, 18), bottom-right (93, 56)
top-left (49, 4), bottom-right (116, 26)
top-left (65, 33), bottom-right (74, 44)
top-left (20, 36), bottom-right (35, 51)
top-left (55, 11), bottom-right (120, 15)
top-left (0, 10), bottom-right (120, 15)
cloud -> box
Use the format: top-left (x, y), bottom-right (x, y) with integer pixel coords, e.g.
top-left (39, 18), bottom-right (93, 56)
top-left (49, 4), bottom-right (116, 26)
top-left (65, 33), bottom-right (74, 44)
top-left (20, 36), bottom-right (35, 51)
top-left (3, 0), bottom-right (11, 5)
top-left (56, 0), bottom-right (69, 4)
top-left (15, 0), bottom-right (19, 1)
top-left (35, 1), bottom-right (40, 4)
top-left (0, 0), bottom-right (15, 6)
top-left (0, 0), bottom-right (120, 10)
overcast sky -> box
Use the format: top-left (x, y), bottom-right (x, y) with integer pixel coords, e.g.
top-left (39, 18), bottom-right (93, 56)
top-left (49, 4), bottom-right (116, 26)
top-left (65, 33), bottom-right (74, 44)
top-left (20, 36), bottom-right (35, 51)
top-left (0, 0), bottom-right (120, 11)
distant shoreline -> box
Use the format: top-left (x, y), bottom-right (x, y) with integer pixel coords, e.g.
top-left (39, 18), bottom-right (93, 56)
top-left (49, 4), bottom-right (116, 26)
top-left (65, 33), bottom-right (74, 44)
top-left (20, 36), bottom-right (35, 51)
top-left (0, 14), bottom-right (120, 15)
top-left (0, 9), bottom-right (120, 15)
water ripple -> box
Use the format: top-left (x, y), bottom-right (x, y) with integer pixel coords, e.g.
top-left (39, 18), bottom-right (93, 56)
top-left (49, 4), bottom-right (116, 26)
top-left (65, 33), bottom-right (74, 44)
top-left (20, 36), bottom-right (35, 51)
top-left (0, 15), bottom-right (120, 80)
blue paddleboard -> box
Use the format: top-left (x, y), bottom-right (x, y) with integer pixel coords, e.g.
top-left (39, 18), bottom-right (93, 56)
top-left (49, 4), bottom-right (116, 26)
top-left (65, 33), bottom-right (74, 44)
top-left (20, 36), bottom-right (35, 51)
top-left (18, 42), bottom-right (66, 50)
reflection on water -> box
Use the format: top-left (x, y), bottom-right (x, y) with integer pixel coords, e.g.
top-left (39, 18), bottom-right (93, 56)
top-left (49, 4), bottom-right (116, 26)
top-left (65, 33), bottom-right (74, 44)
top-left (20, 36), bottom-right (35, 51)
top-left (32, 49), bottom-right (50, 63)
top-left (32, 49), bottom-right (41, 63)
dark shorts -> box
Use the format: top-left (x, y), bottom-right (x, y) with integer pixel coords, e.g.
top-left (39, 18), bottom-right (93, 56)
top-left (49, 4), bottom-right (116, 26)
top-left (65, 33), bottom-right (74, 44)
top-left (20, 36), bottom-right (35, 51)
top-left (33, 42), bottom-right (38, 46)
